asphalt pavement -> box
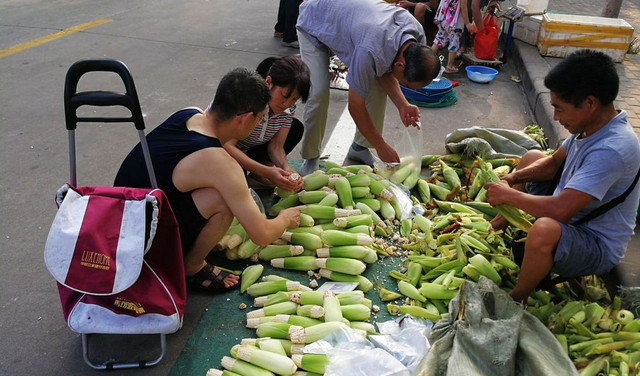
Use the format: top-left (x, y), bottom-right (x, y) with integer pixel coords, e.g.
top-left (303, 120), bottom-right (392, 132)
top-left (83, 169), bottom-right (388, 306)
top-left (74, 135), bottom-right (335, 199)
top-left (0, 1), bottom-right (636, 375)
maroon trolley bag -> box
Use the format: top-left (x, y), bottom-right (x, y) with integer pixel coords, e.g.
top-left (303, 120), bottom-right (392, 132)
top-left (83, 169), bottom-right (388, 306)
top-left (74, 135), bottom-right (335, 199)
top-left (44, 59), bottom-right (187, 369)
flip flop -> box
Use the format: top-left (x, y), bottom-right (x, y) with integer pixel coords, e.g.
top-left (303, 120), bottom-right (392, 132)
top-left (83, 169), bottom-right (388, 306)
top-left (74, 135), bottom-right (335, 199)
top-left (186, 263), bottom-right (240, 293)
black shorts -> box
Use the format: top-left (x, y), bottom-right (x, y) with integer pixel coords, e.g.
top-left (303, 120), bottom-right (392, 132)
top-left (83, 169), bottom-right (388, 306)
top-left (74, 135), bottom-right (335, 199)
top-left (169, 192), bottom-right (208, 254)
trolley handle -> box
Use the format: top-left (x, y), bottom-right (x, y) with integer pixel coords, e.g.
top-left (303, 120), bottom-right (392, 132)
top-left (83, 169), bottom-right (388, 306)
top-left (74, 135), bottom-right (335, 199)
top-left (63, 59), bottom-right (157, 188)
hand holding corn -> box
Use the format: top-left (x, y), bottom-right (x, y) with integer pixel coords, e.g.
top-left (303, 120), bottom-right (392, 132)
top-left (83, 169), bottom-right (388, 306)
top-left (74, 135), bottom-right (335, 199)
top-left (483, 180), bottom-right (513, 207)
top-left (267, 167), bottom-right (303, 192)
top-left (279, 208), bottom-right (301, 229)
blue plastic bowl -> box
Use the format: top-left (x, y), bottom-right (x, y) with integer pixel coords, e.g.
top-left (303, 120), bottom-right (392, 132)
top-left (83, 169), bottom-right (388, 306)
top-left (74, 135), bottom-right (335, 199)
top-left (465, 66), bottom-right (499, 83)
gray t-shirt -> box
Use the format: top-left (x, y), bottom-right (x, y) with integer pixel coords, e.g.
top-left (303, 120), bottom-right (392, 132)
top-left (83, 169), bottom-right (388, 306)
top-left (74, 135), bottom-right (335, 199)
top-left (557, 110), bottom-right (640, 264)
top-left (297, 0), bottom-right (426, 97)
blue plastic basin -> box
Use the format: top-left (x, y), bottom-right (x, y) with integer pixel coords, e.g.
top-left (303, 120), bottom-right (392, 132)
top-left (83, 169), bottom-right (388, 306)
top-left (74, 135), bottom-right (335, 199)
top-left (465, 66), bottom-right (499, 83)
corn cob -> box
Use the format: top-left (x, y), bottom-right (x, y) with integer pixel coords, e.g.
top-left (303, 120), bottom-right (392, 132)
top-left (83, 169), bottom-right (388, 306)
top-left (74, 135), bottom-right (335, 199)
top-left (316, 245), bottom-right (372, 260)
top-left (344, 225), bottom-right (373, 235)
top-left (236, 346), bottom-right (297, 375)
top-left (259, 245), bottom-right (305, 260)
top-left (350, 321), bottom-right (377, 334)
top-left (322, 230), bottom-right (373, 246)
top-left (407, 262), bottom-right (423, 287)
top-left (354, 198), bottom-right (381, 211)
top-left (323, 160), bottom-right (342, 171)
top-left (318, 269), bottom-right (373, 292)
top-left (316, 192), bottom-right (339, 207)
top-left (256, 322), bottom-right (293, 339)
top-left (341, 304), bottom-right (371, 321)
top-left (468, 255), bottom-right (501, 284)
top-left (462, 264), bottom-right (481, 282)
top-left (387, 304), bottom-right (440, 321)
top-left (390, 163), bottom-right (415, 185)
top-left (299, 190), bottom-right (330, 205)
top-left (419, 283), bottom-right (458, 300)
top-left (333, 214), bottom-right (373, 228)
top-left (271, 256), bottom-right (319, 271)
top-left (379, 199), bottom-right (396, 220)
top-left (291, 354), bottom-right (329, 375)
top-left (400, 218), bottom-right (412, 237)
top-left (289, 322), bottom-right (346, 344)
top-left (416, 179), bottom-right (431, 204)
top-left (421, 154), bottom-right (440, 166)
top-left (247, 280), bottom-right (304, 297)
top-left (427, 183), bottom-right (452, 201)
top-left (355, 202), bottom-right (384, 229)
top-left (369, 178), bottom-right (394, 201)
top-left (346, 174), bottom-right (371, 187)
top-left (344, 165), bottom-right (373, 174)
top-left (269, 193), bottom-right (301, 216)
top-left (258, 338), bottom-right (288, 356)
top-left (247, 301), bottom-right (299, 319)
top-left (326, 167), bottom-right (350, 176)
top-left (275, 314), bottom-right (323, 328)
top-left (350, 186), bottom-right (371, 199)
top-left (247, 317), bottom-right (277, 329)
top-left (335, 176), bottom-right (354, 209)
top-left (315, 257), bottom-right (366, 275)
top-left (297, 304), bottom-right (325, 319)
top-left (220, 357), bottom-right (275, 376)
top-left (303, 172), bottom-right (329, 191)
top-left (403, 169), bottom-right (419, 190)
top-left (281, 231), bottom-right (323, 250)
top-left (288, 225), bottom-right (323, 237)
top-left (298, 204), bottom-right (360, 220)
top-left (240, 264), bottom-right (264, 294)
top-left (398, 280), bottom-right (427, 303)
top-left (290, 290), bottom-right (324, 305)
top-left (254, 291), bottom-right (294, 308)
top-left (323, 291), bottom-right (343, 322)
top-left (238, 238), bottom-right (261, 259)
top-left (439, 160), bottom-right (461, 189)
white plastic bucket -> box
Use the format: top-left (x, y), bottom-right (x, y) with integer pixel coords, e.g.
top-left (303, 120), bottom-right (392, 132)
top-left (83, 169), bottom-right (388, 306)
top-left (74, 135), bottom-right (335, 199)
top-left (516, 0), bottom-right (549, 14)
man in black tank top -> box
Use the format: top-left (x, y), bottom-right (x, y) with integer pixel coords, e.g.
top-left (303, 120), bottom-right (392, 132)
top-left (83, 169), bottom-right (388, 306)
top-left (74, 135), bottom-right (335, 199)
top-left (115, 68), bottom-right (301, 293)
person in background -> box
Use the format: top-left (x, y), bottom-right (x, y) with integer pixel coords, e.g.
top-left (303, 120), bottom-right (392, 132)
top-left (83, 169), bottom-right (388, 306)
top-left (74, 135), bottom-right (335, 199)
top-left (431, 0), bottom-right (469, 73)
top-left (296, 0), bottom-right (441, 175)
top-left (274, 0), bottom-right (303, 49)
top-left (115, 68), bottom-right (300, 293)
top-left (396, 0), bottom-right (441, 46)
top-left (485, 50), bottom-right (640, 303)
top-left (224, 56), bottom-right (309, 191)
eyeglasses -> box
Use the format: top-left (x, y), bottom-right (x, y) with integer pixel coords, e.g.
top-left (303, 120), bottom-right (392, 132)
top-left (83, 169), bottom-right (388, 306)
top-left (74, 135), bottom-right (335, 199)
top-left (236, 110), bottom-right (253, 117)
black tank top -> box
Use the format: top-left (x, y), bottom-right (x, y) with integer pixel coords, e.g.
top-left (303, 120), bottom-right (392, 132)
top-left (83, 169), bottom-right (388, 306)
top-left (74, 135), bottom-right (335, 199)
top-left (114, 109), bottom-right (222, 202)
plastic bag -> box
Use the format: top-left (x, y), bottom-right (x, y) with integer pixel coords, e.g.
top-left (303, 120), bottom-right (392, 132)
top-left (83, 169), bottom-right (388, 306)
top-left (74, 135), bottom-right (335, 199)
top-left (249, 188), bottom-right (266, 215)
top-left (388, 182), bottom-right (415, 220)
top-left (474, 13), bottom-right (499, 60)
top-left (376, 125), bottom-right (423, 191)
top-left (369, 315), bottom-right (433, 372)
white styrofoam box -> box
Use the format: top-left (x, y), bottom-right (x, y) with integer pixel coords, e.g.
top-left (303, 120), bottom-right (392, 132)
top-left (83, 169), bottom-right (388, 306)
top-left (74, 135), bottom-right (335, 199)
top-left (503, 15), bottom-right (543, 46)
top-left (516, 0), bottom-right (549, 15)
top-left (538, 14), bottom-right (634, 63)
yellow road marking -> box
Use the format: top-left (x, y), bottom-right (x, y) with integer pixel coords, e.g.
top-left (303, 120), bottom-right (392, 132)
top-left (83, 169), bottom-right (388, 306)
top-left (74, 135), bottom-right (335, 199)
top-left (0, 19), bottom-right (111, 60)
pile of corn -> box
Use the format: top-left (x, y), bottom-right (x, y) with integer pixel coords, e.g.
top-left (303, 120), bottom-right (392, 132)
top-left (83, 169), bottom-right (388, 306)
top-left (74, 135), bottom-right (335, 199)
top-left (209, 138), bottom-right (639, 375)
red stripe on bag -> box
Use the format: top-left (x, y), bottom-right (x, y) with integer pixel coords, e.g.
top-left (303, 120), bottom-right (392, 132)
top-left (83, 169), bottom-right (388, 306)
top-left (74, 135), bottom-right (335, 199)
top-left (64, 195), bottom-right (125, 294)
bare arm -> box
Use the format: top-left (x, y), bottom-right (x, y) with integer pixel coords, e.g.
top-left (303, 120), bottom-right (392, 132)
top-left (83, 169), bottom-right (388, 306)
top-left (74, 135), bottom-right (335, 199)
top-left (224, 139), bottom-right (270, 177)
top-left (172, 148), bottom-right (299, 246)
top-left (378, 73), bottom-right (421, 127)
top-left (472, 0), bottom-right (485, 31)
top-left (267, 127), bottom-right (293, 171)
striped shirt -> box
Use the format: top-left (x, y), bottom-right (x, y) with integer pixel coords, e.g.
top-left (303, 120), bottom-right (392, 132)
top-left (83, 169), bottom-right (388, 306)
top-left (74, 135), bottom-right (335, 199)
top-left (236, 105), bottom-right (296, 151)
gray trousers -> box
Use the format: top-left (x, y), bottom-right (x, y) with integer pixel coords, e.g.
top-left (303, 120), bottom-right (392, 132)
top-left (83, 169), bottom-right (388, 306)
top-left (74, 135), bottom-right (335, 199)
top-left (298, 33), bottom-right (387, 159)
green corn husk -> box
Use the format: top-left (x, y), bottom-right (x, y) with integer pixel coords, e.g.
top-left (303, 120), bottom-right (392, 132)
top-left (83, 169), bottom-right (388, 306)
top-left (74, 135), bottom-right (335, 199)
top-left (326, 167), bottom-right (350, 176)
top-left (298, 213), bottom-right (315, 227)
top-left (350, 321), bottom-right (377, 334)
top-left (354, 198), bottom-right (381, 212)
top-left (335, 177), bottom-right (354, 209)
top-left (387, 304), bottom-right (440, 321)
top-left (439, 160), bottom-right (461, 189)
top-left (205, 368), bottom-right (243, 376)
top-left (407, 262), bottom-right (423, 287)
top-left (290, 291), bottom-right (324, 305)
top-left (316, 245), bottom-right (374, 261)
top-left (269, 193), bottom-right (301, 216)
top-left (616, 310), bottom-right (635, 325)
top-left (323, 160), bottom-right (342, 171)
top-left (468, 255), bottom-right (501, 284)
top-left (255, 322), bottom-right (293, 339)
top-left (303, 172), bottom-right (329, 191)
top-left (416, 179), bottom-right (431, 204)
top-left (586, 341), bottom-right (638, 356)
top-left (623, 319), bottom-right (640, 332)
top-left (323, 293), bottom-right (343, 322)
top-left (315, 257), bottom-right (366, 275)
top-left (281, 232), bottom-right (323, 250)
top-left (317, 192), bottom-right (339, 207)
top-left (419, 283), bottom-right (459, 300)
top-left (379, 199), bottom-right (396, 220)
top-left (467, 170), bottom-right (484, 200)
top-left (271, 256), bottom-right (319, 271)
top-left (260, 245), bottom-right (305, 260)
top-left (299, 190), bottom-right (330, 205)
top-left (247, 280), bottom-right (303, 297)
top-left (247, 316), bottom-right (277, 329)
top-left (421, 154), bottom-right (440, 166)
top-left (333, 214), bottom-right (374, 228)
top-left (474, 187), bottom-right (487, 202)
top-left (344, 225), bottom-right (374, 237)
top-left (351, 186), bottom-right (371, 199)
top-left (299, 204), bottom-right (361, 220)
top-left (296, 304), bottom-right (325, 319)
top-left (463, 201), bottom-right (499, 217)
top-left (288, 226), bottom-right (323, 237)
top-left (355, 202), bottom-right (384, 227)
top-left (236, 345), bottom-right (297, 375)
top-left (220, 356), bottom-right (276, 376)
top-left (427, 183), bottom-right (452, 201)
top-left (341, 304), bottom-right (371, 321)
top-left (461, 234), bottom-right (491, 253)
top-left (398, 280), bottom-right (427, 303)
top-left (254, 291), bottom-right (294, 308)
top-left (322, 230), bottom-right (373, 246)
top-left (389, 270), bottom-right (411, 282)
top-left (319, 269), bottom-right (373, 292)
top-left (247, 301), bottom-right (299, 319)
top-left (346, 173), bottom-right (371, 187)
top-left (344, 165), bottom-right (374, 174)
top-left (369, 178), bottom-right (394, 201)
top-left (289, 322), bottom-right (346, 344)
top-left (403, 169), bottom-right (419, 190)
top-left (275, 314), bottom-right (323, 328)
top-left (400, 218), bottom-right (412, 237)
top-left (336, 290), bottom-right (366, 305)
top-left (291, 354), bottom-right (329, 375)
top-left (241, 264), bottom-right (264, 294)
top-left (257, 338), bottom-right (288, 356)
top-left (390, 164), bottom-right (415, 185)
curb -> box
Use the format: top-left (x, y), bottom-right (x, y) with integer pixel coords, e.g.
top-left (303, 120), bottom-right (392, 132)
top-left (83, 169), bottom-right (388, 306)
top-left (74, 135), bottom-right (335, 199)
top-left (510, 40), bottom-right (569, 149)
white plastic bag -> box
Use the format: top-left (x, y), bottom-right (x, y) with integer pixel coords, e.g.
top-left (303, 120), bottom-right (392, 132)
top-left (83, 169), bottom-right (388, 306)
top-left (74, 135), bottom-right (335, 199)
top-left (376, 126), bottom-right (423, 190)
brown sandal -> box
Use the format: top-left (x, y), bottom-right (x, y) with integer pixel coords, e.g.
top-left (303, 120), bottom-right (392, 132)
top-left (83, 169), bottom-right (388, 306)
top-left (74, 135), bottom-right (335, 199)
top-left (186, 263), bottom-right (239, 293)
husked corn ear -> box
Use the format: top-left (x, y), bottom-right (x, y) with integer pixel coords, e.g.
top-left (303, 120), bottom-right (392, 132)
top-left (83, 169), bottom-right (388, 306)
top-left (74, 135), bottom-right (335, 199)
top-left (271, 256), bottom-right (319, 271)
top-left (254, 291), bottom-right (293, 307)
top-left (275, 187), bottom-right (294, 199)
top-left (297, 304), bottom-right (325, 319)
top-left (299, 213), bottom-right (315, 227)
top-left (290, 291), bottom-right (324, 305)
top-left (354, 198), bottom-right (381, 211)
top-left (256, 322), bottom-right (293, 339)
top-left (344, 225), bottom-right (373, 235)
top-left (379, 199), bottom-right (396, 220)
top-left (275, 314), bottom-right (323, 328)
top-left (299, 204), bottom-right (361, 219)
top-left (323, 293), bottom-right (343, 322)
top-left (289, 322), bottom-right (346, 344)
top-left (333, 214), bottom-right (373, 228)
top-left (318, 269), bottom-right (373, 292)
top-left (299, 190), bottom-right (330, 205)
top-left (369, 178), bottom-right (394, 201)
top-left (355, 202), bottom-right (384, 228)
top-left (403, 169), bottom-right (419, 190)
top-left (315, 257), bottom-right (366, 275)
top-left (316, 245), bottom-right (374, 261)
top-left (335, 177), bottom-right (354, 209)
top-left (341, 304), bottom-right (371, 321)
top-left (236, 346), bottom-right (297, 375)
top-left (238, 238), bottom-right (261, 259)
top-left (269, 193), bottom-right (301, 216)
top-left (346, 174), bottom-right (371, 187)
top-left (291, 354), bottom-right (329, 375)
top-left (336, 290), bottom-right (365, 305)
top-left (240, 264), bottom-right (264, 294)
top-left (322, 230), bottom-right (374, 246)
top-left (260, 245), bottom-right (305, 260)
top-left (258, 338), bottom-right (288, 356)
top-left (303, 172), bottom-right (329, 191)
top-left (281, 231), bottom-right (323, 250)
top-left (247, 280), bottom-right (304, 297)
top-left (351, 186), bottom-right (371, 198)
top-left (220, 356), bottom-right (275, 376)
top-left (390, 163), bottom-right (415, 185)
top-left (247, 301), bottom-right (299, 319)
top-left (317, 192), bottom-right (339, 206)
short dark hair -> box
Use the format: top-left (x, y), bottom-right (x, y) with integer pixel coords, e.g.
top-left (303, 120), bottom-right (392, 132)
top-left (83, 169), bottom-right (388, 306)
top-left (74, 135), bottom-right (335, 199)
top-left (403, 43), bottom-right (441, 83)
top-left (209, 68), bottom-right (271, 122)
top-left (544, 49), bottom-right (619, 108)
top-left (256, 56), bottom-right (311, 103)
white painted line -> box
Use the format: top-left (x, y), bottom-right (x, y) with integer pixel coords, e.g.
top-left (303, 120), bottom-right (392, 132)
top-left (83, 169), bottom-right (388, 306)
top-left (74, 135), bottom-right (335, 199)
top-left (321, 104), bottom-right (355, 163)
